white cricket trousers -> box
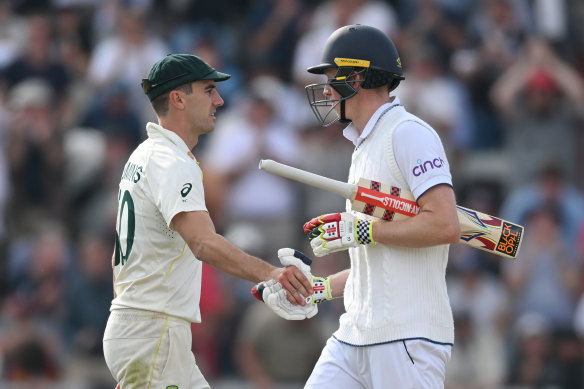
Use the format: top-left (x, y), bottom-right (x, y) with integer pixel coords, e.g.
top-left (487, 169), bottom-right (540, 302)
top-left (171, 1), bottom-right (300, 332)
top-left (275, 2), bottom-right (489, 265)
top-left (103, 308), bottom-right (210, 389)
top-left (305, 337), bottom-right (451, 389)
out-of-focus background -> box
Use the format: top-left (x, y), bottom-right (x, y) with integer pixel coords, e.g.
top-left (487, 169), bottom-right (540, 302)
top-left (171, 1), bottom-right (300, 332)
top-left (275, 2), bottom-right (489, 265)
top-left (0, 0), bottom-right (583, 388)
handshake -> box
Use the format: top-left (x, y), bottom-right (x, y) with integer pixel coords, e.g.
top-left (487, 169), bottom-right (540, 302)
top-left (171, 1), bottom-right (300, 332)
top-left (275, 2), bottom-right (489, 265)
top-left (251, 248), bottom-right (332, 320)
top-left (252, 212), bottom-right (374, 320)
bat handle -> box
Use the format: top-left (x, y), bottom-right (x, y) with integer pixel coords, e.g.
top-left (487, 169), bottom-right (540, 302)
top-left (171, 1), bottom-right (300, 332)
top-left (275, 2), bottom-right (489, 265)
top-left (259, 159), bottom-right (355, 200)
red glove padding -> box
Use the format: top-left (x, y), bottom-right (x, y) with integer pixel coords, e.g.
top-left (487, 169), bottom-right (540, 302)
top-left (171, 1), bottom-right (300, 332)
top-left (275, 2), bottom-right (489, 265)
top-left (303, 213), bottom-right (343, 234)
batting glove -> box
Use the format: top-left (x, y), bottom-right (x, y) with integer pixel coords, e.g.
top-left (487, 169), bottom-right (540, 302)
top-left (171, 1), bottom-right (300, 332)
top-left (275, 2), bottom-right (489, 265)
top-left (303, 212), bottom-right (375, 257)
top-left (310, 275), bottom-right (333, 304)
top-left (251, 248), bottom-right (318, 320)
top-left (278, 248), bottom-right (334, 304)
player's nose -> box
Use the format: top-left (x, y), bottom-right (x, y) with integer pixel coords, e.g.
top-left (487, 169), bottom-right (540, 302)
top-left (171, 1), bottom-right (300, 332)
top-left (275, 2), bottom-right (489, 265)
top-left (212, 90), bottom-right (224, 107)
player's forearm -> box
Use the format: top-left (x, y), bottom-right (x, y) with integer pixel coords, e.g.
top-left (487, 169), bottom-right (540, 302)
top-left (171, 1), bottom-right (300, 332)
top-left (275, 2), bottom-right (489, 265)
top-left (328, 269), bottom-right (350, 299)
top-left (189, 232), bottom-right (276, 283)
top-left (372, 185), bottom-right (459, 248)
top-left (372, 211), bottom-right (459, 248)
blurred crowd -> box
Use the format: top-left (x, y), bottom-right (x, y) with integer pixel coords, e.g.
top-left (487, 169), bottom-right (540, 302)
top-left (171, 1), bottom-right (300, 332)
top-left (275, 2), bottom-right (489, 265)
top-left (0, 0), bottom-right (583, 388)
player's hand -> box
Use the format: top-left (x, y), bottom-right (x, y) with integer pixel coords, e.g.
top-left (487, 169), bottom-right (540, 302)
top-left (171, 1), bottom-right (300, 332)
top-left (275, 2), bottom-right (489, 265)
top-left (251, 248), bottom-right (319, 320)
top-left (277, 248), bottom-right (331, 305)
top-left (251, 279), bottom-right (317, 320)
top-left (270, 248), bottom-right (313, 305)
top-left (303, 212), bottom-right (375, 257)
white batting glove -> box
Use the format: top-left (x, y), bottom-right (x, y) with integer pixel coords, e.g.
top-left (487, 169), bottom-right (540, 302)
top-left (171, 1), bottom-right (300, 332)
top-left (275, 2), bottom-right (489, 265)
top-left (251, 280), bottom-right (317, 320)
top-left (311, 275), bottom-right (333, 304)
top-left (303, 212), bottom-right (375, 257)
top-left (278, 248), bottom-right (334, 304)
top-left (251, 249), bottom-right (318, 320)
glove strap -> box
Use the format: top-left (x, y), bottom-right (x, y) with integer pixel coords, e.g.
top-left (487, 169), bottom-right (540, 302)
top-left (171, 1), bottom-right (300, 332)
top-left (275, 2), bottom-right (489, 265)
top-left (311, 276), bottom-right (333, 304)
top-left (251, 282), bottom-right (266, 302)
top-left (355, 219), bottom-right (375, 245)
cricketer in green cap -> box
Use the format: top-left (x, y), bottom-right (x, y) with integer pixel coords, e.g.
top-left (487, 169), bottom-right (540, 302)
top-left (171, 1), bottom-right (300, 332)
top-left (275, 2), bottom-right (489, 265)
top-left (142, 54), bottom-right (230, 101)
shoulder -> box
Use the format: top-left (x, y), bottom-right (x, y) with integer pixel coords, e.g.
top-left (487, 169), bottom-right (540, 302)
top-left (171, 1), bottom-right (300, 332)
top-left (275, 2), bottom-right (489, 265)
top-left (146, 139), bottom-right (191, 166)
top-left (393, 120), bottom-right (441, 146)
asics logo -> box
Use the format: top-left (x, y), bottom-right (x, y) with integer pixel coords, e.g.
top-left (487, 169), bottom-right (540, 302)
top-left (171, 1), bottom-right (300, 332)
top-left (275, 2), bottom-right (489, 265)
top-left (413, 158), bottom-right (445, 176)
top-left (181, 183), bottom-right (193, 197)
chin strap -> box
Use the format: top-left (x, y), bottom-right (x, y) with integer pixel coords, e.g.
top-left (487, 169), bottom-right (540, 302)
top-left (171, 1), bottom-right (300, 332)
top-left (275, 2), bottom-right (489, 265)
top-left (339, 100), bottom-right (351, 123)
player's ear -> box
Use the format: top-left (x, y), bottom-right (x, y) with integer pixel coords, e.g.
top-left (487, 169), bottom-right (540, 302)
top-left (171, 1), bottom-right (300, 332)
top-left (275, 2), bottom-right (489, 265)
top-left (168, 90), bottom-right (184, 109)
top-left (350, 71), bottom-right (365, 89)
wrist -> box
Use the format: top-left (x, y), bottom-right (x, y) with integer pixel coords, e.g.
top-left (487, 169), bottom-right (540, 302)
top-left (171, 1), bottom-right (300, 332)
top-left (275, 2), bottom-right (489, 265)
top-left (355, 218), bottom-right (375, 245)
top-left (265, 265), bottom-right (281, 283)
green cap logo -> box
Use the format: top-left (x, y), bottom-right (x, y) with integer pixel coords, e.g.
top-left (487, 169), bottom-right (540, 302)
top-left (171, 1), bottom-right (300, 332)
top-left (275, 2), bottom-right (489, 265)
top-left (166, 386), bottom-right (179, 389)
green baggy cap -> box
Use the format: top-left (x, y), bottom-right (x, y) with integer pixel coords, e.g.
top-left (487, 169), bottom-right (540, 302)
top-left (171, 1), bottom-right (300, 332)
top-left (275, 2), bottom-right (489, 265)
top-left (142, 54), bottom-right (231, 101)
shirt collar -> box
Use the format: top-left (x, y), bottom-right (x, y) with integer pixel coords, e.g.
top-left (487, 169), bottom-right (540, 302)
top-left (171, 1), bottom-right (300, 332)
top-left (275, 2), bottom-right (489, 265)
top-left (342, 96), bottom-right (401, 147)
top-left (146, 122), bottom-right (193, 157)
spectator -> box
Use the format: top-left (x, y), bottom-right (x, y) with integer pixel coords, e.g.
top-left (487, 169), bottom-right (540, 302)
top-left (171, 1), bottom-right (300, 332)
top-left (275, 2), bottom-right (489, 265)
top-left (395, 40), bottom-right (475, 165)
top-left (0, 12), bottom-right (72, 106)
top-left (446, 248), bottom-right (509, 388)
top-left (2, 337), bottom-right (61, 382)
top-left (445, 311), bottom-right (506, 389)
top-left (0, 3), bottom-right (583, 387)
top-left (202, 75), bottom-right (304, 258)
top-left (502, 205), bottom-right (580, 330)
top-left (450, 0), bottom-right (531, 150)
top-left (86, 5), bottom-right (169, 119)
top-left (190, 263), bottom-right (233, 380)
top-left (1, 220), bottom-right (71, 382)
top-left (296, 121), bottom-right (354, 221)
top-left (234, 302), bottom-right (328, 389)
top-left (80, 82), bottom-right (144, 148)
top-left (65, 232), bottom-right (112, 356)
top-left (500, 162), bottom-right (584, 254)
top-left (63, 231), bottom-right (117, 387)
top-left (192, 37), bottom-right (243, 110)
top-left (525, 0), bottom-right (570, 48)
top-left (545, 329), bottom-right (584, 388)
top-left (291, 0), bottom-right (398, 88)
top-left (241, 0), bottom-right (304, 81)
top-left (490, 38), bottom-right (584, 188)
top-left (5, 78), bottom-right (67, 236)
top-left (0, 1), bottom-right (27, 69)
top-left (506, 313), bottom-right (554, 387)
top-left (7, 221), bottom-right (71, 328)
top-left (52, 4), bottom-right (97, 128)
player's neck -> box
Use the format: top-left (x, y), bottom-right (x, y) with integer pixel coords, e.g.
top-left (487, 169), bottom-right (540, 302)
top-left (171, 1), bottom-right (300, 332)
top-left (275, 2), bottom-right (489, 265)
top-left (351, 91), bottom-right (392, 134)
top-left (159, 117), bottom-right (199, 149)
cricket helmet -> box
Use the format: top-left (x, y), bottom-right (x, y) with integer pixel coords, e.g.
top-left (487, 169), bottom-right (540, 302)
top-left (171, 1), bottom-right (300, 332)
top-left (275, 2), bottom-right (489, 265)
top-left (306, 24), bottom-right (404, 126)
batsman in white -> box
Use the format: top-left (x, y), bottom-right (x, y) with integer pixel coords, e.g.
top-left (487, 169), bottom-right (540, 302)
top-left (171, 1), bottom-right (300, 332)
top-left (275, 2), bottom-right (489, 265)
top-left (260, 25), bottom-right (462, 388)
top-left (102, 54), bottom-right (313, 389)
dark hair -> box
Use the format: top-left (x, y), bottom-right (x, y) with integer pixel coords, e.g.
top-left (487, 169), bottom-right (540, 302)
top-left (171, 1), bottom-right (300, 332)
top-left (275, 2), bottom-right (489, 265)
top-left (151, 83), bottom-right (193, 116)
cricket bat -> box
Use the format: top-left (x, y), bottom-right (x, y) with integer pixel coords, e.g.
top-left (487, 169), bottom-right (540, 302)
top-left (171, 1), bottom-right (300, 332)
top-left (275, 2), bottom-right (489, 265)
top-left (259, 159), bottom-right (523, 259)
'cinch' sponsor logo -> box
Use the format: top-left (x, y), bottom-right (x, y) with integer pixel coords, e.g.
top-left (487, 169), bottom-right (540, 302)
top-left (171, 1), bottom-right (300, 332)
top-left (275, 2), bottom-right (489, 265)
top-left (413, 158), bottom-right (445, 176)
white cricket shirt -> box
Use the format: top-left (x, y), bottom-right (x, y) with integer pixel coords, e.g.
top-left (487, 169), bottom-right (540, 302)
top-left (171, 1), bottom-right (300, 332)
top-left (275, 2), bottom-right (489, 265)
top-left (110, 122), bottom-right (207, 323)
top-left (335, 99), bottom-right (455, 346)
